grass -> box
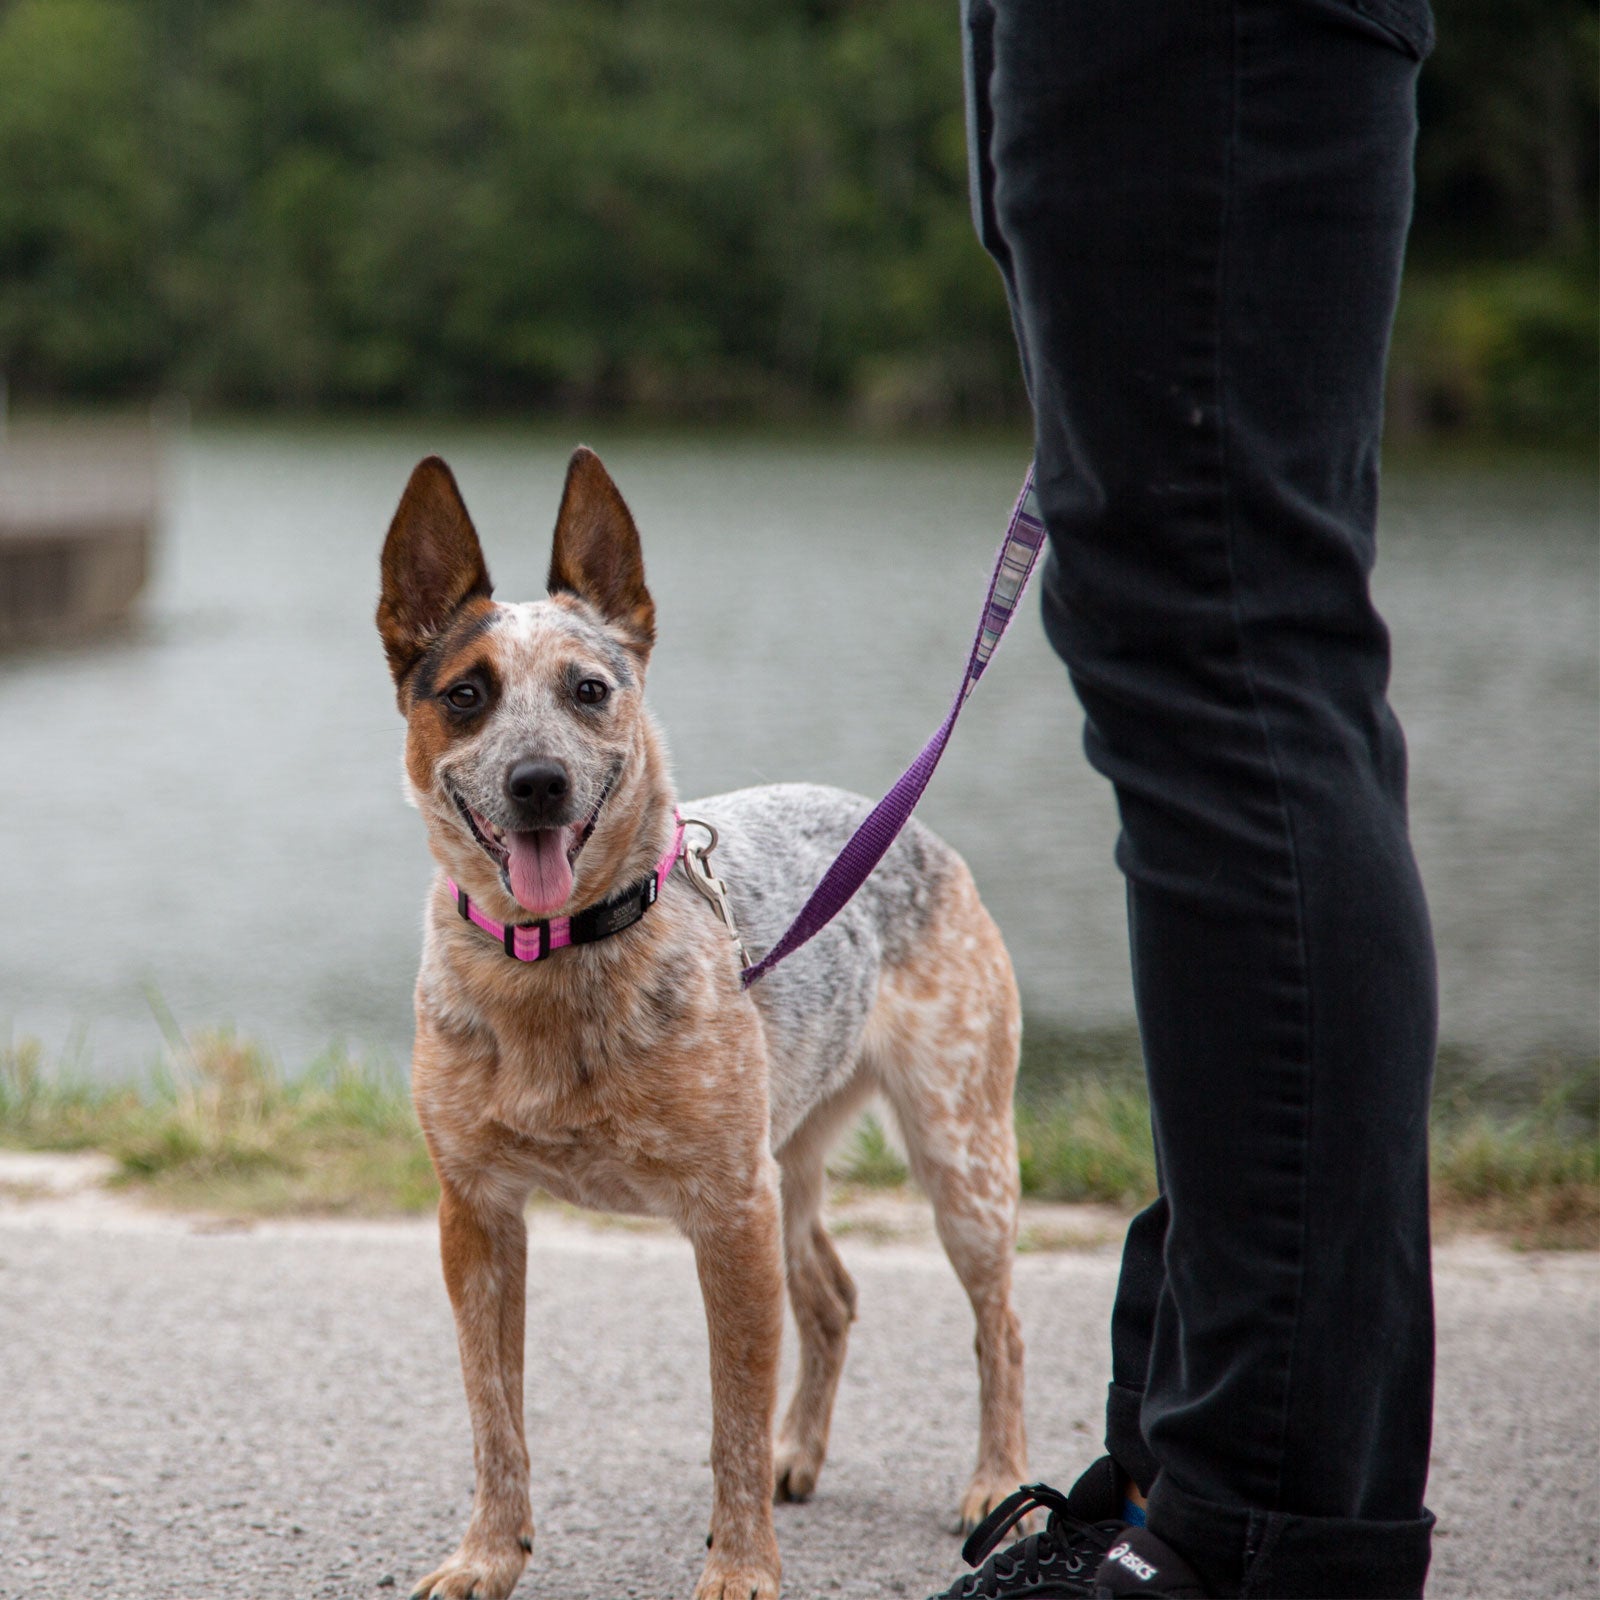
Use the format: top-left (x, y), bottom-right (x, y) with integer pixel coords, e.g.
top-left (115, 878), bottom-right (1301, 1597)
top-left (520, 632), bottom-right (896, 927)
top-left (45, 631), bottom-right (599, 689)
top-left (0, 1031), bottom-right (437, 1215)
top-left (3, 1023), bottom-right (1596, 1248)
top-left (1430, 1103), bottom-right (1600, 1249)
top-left (829, 1023), bottom-right (1600, 1251)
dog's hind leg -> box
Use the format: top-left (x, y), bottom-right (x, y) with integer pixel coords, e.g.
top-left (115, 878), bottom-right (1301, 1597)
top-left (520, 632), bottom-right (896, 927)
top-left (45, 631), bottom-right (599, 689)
top-left (771, 1076), bottom-right (873, 1504)
top-left (869, 907), bottom-right (1029, 1533)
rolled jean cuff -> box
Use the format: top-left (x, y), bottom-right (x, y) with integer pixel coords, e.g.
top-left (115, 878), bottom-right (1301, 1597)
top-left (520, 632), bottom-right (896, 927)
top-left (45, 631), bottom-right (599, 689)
top-left (1105, 1380), bottom-right (1159, 1495)
top-left (1146, 1474), bottom-right (1435, 1599)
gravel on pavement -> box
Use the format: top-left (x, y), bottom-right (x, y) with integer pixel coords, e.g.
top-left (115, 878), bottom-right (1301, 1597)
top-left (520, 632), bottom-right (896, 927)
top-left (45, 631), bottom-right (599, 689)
top-left (1, 1170), bottom-right (1595, 1600)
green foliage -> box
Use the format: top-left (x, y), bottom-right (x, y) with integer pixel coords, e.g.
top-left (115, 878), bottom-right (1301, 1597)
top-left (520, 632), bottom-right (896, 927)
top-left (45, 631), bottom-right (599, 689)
top-left (1431, 1076), bottom-right (1600, 1249)
top-left (4, 1023), bottom-right (1599, 1243)
top-left (0, 1033), bottom-right (145, 1148)
top-left (1, 0), bottom-right (1585, 433)
top-left (0, 0), bottom-right (1016, 414)
top-left (1007, 1026), bottom-right (1599, 1245)
top-left (1, 1029), bottom-right (437, 1215)
top-left (1389, 256), bottom-right (1599, 444)
top-left (1014, 1081), bottom-right (1158, 1210)
top-left (1011, 1023), bottom-right (1160, 1207)
top-left (829, 1111), bottom-right (910, 1188)
top-left (0, 0), bottom-right (166, 390)
top-left (1416, 0), bottom-right (1597, 256)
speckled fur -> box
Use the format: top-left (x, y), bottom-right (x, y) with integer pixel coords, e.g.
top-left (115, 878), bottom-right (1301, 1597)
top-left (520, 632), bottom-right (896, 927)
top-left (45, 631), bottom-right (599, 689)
top-left (379, 450), bottom-right (1028, 1600)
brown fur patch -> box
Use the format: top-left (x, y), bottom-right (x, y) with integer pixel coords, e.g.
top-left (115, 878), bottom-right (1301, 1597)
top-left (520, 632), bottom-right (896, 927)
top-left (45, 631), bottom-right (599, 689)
top-left (399, 599), bottom-right (502, 794)
top-left (546, 447), bottom-right (655, 654)
top-left (378, 456), bottom-right (494, 691)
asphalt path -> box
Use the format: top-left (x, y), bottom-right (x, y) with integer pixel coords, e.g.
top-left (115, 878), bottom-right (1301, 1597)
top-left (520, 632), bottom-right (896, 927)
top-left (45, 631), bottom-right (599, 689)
top-left (1, 1177), bottom-right (1595, 1600)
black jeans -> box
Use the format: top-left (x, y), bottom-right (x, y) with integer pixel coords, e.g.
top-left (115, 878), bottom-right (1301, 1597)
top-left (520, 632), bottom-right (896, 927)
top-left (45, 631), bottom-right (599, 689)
top-left (962, 2), bottom-right (1439, 1595)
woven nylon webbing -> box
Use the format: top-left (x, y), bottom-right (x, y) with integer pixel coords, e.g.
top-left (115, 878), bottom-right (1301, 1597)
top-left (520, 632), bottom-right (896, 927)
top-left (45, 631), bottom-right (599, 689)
top-left (741, 468), bottom-right (1044, 987)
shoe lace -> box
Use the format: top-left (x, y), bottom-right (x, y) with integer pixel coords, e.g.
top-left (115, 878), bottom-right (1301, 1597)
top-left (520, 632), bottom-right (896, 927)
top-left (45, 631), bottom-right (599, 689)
top-left (955, 1483), bottom-right (1120, 1597)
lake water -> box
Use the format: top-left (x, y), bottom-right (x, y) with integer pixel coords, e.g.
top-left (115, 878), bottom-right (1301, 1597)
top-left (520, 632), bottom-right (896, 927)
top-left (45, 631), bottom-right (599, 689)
top-left (1, 426), bottom-right (1594, 1082)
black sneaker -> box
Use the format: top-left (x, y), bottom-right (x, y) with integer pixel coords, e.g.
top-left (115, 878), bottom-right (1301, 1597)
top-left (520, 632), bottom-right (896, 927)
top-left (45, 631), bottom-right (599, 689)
top-left (1091, 1527), bottom-right (1208, 1597)
top-left (928, 1456), bottom-right (1128, 1598)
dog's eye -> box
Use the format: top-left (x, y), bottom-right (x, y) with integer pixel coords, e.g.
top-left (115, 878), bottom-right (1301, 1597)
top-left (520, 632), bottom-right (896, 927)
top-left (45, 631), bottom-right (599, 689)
top-left (575, 679), bottom-right (609, 706)
top-left (444, 682), bottom-right (481, 711)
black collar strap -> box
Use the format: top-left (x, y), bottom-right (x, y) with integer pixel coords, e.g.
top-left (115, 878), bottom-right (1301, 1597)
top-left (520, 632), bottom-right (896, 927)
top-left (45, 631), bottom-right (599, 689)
top-left (446, 817), bottom-right (684, 963)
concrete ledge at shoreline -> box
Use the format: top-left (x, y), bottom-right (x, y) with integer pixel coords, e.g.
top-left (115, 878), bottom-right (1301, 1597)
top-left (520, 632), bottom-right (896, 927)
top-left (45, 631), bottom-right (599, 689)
top-left (0, 421), bottom-right (162, 647)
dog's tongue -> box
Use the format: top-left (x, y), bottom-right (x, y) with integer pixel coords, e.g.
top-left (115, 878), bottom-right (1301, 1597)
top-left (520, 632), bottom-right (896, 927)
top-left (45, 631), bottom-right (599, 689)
top-left (506, 827), bottom-right (575, 916)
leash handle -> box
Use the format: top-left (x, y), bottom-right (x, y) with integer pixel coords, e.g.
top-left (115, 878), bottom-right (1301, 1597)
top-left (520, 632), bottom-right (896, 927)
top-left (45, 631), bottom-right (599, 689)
top-left (741, 468), bottom-right (1046, 988)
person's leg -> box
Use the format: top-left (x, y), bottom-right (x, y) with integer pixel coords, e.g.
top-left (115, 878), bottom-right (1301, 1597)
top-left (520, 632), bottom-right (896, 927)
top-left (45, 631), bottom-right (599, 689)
top-left (967, 0), bottom-right (1167, 1509)
top-left (969, 0), bottom-right (1438, 1593)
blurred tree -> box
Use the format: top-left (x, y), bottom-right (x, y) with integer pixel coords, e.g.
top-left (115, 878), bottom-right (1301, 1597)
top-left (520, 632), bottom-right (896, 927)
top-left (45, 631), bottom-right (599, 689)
top-left (161, 0), bottom-right (381, 403)
top-left (1393, 0), bottom-right (1598, 442)
top-left (0, 0), bottom-right (166, 394)
top-left (0, 0), bottom-right (1590, 435)
top-left (1416, 0), bottom-right (1597, 256)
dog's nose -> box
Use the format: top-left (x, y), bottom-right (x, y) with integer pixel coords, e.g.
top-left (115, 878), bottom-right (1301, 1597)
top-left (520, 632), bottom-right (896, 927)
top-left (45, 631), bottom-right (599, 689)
top-left (506, 759), bottom-right (569, 808)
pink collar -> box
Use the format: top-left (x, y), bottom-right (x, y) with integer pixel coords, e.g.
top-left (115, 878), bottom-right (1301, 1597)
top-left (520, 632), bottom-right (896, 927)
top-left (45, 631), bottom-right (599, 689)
top-left (447, 814), bottom-right (685, 963)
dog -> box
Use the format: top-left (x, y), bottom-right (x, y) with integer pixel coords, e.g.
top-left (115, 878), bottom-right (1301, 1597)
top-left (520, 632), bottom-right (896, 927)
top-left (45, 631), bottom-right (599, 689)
top-left (377, 447), bottom-right (1029, 1600)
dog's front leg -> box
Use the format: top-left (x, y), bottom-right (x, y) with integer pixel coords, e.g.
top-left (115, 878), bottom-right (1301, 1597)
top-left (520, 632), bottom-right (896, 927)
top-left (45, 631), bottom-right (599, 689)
top-left (689, 1157), bottom-right (784, 1600)
top-left (413, 1177), bottom-right (533, 1600)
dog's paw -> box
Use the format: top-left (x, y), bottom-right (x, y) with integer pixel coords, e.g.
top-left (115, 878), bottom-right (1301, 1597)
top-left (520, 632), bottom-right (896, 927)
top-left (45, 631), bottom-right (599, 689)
top-left (409, 1535), bottom-right (531, 1600)
top-left (957, 1478), bottom-right (1035, 1538)
top-left (773, 1437), bottom-right (824, 1503)
top-left (692, 1551), bottom-right (781, 1600)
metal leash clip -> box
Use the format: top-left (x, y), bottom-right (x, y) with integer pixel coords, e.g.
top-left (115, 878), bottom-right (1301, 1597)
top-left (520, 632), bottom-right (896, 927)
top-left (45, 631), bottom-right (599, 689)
top-left (678, 818), bottom-right (753, 971)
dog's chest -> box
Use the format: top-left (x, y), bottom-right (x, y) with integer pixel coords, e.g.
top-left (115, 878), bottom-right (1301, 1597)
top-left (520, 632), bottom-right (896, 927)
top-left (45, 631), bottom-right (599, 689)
top-left (481, 1063), bottom-right (678, 1210)
top-left (510, 1128), bottom-right (675, 1217)
top-left (431, 972), bottom-right (762, 1219)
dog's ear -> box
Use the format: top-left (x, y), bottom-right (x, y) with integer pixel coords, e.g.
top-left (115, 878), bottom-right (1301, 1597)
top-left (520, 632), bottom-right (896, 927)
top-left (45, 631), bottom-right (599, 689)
top-left (547, 446), bottom-right (654, 656)
top-left (378, 456), bottom-right (493, 688)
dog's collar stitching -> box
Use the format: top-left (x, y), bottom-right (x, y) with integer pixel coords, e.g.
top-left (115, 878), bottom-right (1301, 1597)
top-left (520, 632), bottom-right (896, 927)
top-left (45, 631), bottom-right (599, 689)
top-left (448, 813), bottom-right (684, 963)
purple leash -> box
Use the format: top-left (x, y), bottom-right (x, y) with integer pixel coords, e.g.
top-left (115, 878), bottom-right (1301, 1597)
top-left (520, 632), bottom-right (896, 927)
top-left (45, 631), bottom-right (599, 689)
top-left (742, 468), bottom-right (1047, 988)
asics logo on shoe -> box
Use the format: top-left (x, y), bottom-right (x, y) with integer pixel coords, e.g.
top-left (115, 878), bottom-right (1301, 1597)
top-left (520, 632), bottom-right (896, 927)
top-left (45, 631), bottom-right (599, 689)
top-left (1108, 1542), bottom-right (1158, 1582)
